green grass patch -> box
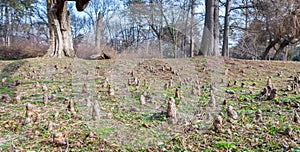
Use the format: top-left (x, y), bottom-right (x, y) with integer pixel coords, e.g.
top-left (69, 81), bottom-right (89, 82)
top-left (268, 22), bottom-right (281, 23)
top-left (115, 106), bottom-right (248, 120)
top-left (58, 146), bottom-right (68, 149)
top-left (215, 141), bottom-right (236, 150)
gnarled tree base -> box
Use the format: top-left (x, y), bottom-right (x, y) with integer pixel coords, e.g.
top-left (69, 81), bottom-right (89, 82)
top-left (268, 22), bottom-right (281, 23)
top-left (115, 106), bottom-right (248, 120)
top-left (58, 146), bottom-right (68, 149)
top-left (46, 0), bottom-right (91, 58)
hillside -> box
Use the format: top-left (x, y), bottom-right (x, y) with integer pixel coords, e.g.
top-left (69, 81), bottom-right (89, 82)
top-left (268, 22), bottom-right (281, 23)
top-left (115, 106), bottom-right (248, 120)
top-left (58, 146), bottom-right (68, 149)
top-left (0, 57), bottom-right (299, 151)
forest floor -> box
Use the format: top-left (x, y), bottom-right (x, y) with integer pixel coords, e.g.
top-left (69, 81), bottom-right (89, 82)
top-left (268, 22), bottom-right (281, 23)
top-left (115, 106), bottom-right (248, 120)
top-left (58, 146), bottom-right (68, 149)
top-left (0, 56), bottom-right (299, 151)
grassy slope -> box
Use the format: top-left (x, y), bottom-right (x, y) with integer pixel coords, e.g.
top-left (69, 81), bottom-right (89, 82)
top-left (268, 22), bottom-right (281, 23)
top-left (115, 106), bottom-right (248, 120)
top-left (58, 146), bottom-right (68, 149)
top-left (0, 57), bottom-right (299, 151)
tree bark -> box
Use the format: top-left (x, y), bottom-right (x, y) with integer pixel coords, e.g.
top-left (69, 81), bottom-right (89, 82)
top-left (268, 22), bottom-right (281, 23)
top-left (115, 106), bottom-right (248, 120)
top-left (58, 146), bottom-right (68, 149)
top-left (189, 0), bottom-right (195, 58)
top-left (273, 40), bottom-right (289, 60)
top-left (213, 0), bottom-right (219, 56)
top-left (75, 0), bottom-right (91, 11)
top-left (262, 39), bottom-right (277, 60)
top-left (4, 2), bottom-right (11, 47)
top-left (45, 0), bottom-right (90, 58)
top-left (159, 0), bottom-right (163, 58)
top-left (245, 0), bottom-right (249, 29)
top-left (202, 0), bottom-right (219, 56)
top-left (202, 0), bottom-right (214, 56)
top-left (95, 12), bottom-right (103, 50)
top-left (46, 0), bottom-right (74, 57)
top-left (222, 0), bottom-right (230, 57)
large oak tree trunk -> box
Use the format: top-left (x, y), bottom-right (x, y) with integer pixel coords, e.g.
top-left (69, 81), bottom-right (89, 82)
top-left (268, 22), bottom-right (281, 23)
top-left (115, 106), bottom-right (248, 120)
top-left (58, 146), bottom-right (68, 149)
top-left (46, 0), bottom-right (90, 58)
top-left (46, 0), bottom-right (73, 57)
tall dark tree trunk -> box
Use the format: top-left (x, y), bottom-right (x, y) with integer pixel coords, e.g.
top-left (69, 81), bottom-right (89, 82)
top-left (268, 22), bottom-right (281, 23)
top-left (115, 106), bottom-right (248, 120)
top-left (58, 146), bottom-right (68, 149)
top-left (149, 0), bottom-right (163, 58)
top-left (75, 0), bottom-right (91, 11)
top-left (273, 40), bottom-right (289, 60)
top-left (189, 0), bottom-right (195, 57)
top-left (4, 2), bottom-right (11, 47)
top-left (201, 0), bottom-right (214, 56)
top-left (159, 0), bottom-right (163, 58)
top-left (46, 0), bottom-right (73, 57)
top-left (245, 0), bottom-right (249, 29)
top-left (262, 39), bottom-right (277, 60)
top-left (202, 0), bottom-right (219, 56)
top-left (46, 0), bottom-right (90, 58)
top-left (183, 1), bottom-right (189, 57)
top-left (213, 0), bottom-right (219, 56)
top-left (222, 0), bottom-right (230, 57)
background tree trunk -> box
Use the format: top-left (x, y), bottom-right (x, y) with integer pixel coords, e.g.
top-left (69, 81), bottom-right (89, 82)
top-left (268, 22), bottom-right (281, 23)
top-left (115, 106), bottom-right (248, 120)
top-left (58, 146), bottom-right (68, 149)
top-left (189, 0), bottom-right (195, 57)
top-left (222, 0), bottom-right (230, 57)
top-left (213, 0), bottom-right (219, 56)
top-left (4, 2), bottom-right (11, 47)
top-left (262, 39), bottom-right (278, 60)
top-left (95, 12), bottom-right (103, 50)
top-left (201, 0), bottom-right (214, 56)
top-left (159, 0), bottom-right (163, 58)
